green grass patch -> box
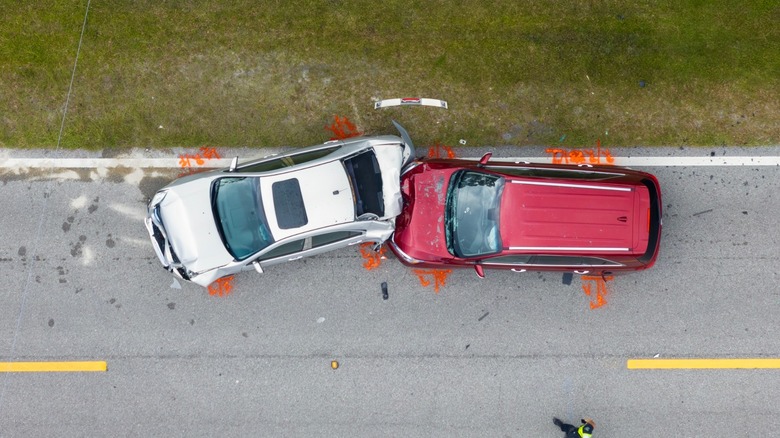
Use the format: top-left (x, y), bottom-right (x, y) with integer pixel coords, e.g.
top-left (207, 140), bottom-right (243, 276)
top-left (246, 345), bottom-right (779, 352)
top-left (1, 0), bottom-right (779, 149)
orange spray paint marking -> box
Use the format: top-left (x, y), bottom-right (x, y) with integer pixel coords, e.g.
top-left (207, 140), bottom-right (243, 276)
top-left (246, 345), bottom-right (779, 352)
top-left (545, 148), bottom-right (564, 164)
top-left (412, 269), bottom-right (452, 294)
top-left (178, 147), bottom-right (222, 177)
top-left (358, 243), bottom-right (386, 270)
top-left (325, 115), bottom-right (362, 140)
top-left (581, 275), bottom-right (614, 309)
top-left (568, 149), bottom-right (586, 164)
top-left (177, 153), bottom-right (203, 177)
top-left (545, 140), bottom-right (614, 165)
top-left (178, 154), bottom-right (196, 168)
top-left (426, 143), bottom-right (456, 159)
top-left (208, 276), bottom-right (235, 297)
top-left (199, 146), bottom-right (221, 160)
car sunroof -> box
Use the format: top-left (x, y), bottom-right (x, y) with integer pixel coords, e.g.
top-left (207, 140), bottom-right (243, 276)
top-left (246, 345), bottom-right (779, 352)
top-left (272, 178), bottom-right (308, 229)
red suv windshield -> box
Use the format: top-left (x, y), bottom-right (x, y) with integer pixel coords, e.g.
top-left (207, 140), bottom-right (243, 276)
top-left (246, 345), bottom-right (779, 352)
top-left (445, 170), bottom-right (505, 258)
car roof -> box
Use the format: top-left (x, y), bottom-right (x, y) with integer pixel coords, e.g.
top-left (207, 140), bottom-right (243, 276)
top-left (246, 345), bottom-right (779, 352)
top-left (260, 160), bottom-right (355, 241)
top-left (234, 135), bottom-right (406, 240)
top-left (499, 177), bottom-right (649, 256)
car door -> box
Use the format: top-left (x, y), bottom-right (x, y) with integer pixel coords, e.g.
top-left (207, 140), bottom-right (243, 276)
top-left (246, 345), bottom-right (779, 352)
top-left (250, 238), bottom-right (307, 270)
top-left (527, 255), bottom-right (594, 274)
top-left (520, 255), bottom-right (623, 274)
top-left (307, 230), bottom-right (364, 257)
top-left (246, 230), bottom-right (365, 272)
top-left (478, 254), bottom-right (619, 275)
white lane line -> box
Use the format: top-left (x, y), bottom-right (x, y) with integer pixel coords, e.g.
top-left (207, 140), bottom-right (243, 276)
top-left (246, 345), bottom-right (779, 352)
top-left (0, 158), bottom-right (232, 169)
top-left (484, 156), bottom-right (780, 166)
top-left (0, 156), bottom-right (778, 169)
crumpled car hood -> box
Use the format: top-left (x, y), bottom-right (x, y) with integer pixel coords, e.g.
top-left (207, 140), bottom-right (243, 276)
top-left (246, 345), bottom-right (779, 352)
top-left (393, 164), bottom-right (456, 261)
top-left (158, 177), bottom-right (233, 275)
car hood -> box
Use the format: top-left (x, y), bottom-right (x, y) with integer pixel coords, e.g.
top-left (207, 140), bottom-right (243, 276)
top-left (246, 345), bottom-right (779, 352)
top-left (393, 164), bottom-right (458, 261)
top-left (499, 179), bottom-right (650, 254)
top-left (157, 177), bottom-right (233, 274)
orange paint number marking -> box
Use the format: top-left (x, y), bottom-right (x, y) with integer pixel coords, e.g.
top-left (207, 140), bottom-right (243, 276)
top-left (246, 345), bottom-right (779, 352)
top-left (178, 154), bottom-right (197, 168)
top-left (178, 146), bottom-right (221, 177)
top-left (199, 146), bottom-right (221, 160)
top-left (545, 140), bottom-right (614, 165)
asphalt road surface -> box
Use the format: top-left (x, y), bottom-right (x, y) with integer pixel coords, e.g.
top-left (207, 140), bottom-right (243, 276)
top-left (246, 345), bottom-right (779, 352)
top-left (1, 146), bottom-right (779, 437)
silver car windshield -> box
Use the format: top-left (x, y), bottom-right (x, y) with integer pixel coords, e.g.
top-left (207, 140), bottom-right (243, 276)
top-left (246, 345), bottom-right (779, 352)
top-left (445, 170), bottom-right (505, 258)
top-left (213, 177), bottom-right (274, 260)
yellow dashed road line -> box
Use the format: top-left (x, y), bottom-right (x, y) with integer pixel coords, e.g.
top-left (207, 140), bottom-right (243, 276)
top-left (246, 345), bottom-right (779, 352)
top-left (0, 361), bottom-right (107, 372)
top-left (628, 358), bottom-right (780, 369)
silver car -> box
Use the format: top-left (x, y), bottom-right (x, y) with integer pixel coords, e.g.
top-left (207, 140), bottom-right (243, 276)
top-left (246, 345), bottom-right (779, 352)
top-left (146, 121), bottom-right (415, 287)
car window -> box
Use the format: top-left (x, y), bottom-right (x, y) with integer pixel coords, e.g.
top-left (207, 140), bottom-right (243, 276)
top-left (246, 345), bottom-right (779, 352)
top-left (583, 257), bottom-right (623, 266)
top-left (272, 179), bottom-right (308, 229)
top-left (311, 231), bottom-right (362, 247)
top-left (238, 145), bottom-right (341, 173)
top-left (486, 165), bottom-right (623, 180)
top-left (482, 255), bottom-right (532, 265)
top-left (445, 170), bottom-right (505, 258)
top-left (529, 255), bottom-right (588, 265)
top-left (343, 150), bottom-right (384, 217)
top-left (212, 177), bottom-right (274, 260)
top-left (528, 255), bottom-right (622, 266)
top-left (259, 239), bottom-right (305, 260)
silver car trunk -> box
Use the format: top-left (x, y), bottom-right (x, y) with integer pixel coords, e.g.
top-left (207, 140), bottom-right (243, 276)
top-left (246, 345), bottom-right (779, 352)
top-left (372, 143), bottom-right (404, 220)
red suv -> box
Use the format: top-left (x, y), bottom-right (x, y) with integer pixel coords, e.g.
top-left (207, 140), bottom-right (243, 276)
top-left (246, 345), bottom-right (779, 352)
top-left (388, 153), bottom-right (662, 278)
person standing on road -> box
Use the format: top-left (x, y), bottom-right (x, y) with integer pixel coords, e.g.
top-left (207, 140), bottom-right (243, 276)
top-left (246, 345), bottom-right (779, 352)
top-left (553, 417), bottom-right (595, 437)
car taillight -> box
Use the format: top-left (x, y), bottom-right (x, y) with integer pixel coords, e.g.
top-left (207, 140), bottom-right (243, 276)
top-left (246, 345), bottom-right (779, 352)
top-left (647, 207), bottom-right (650, 232)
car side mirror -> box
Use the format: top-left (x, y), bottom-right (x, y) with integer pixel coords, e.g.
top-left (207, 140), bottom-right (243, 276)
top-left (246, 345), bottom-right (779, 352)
top-left (478, 152), bottom-right (492, 167)
top-left (474, 264), bottom-right (485, 278)
top-left (252, 261), bottom-right (263, 274)
top-left (229, 156), bottom-right (238, 172)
